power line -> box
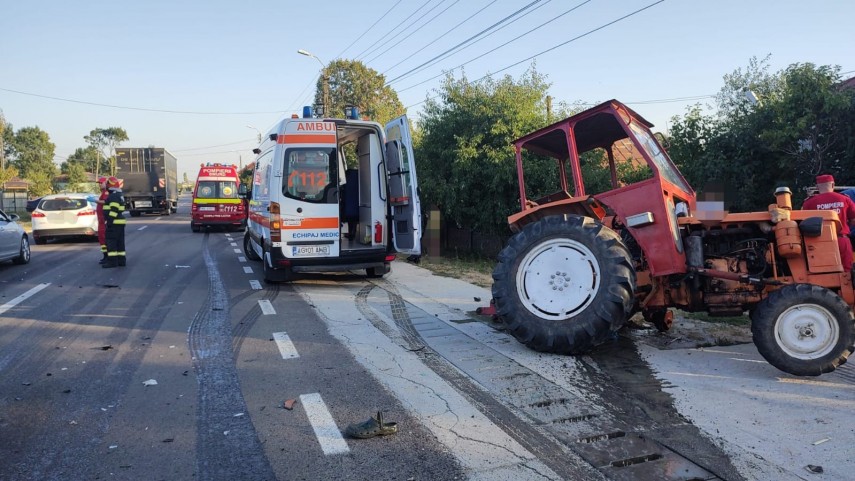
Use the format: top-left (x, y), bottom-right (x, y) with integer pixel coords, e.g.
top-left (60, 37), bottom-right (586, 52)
top-left (395, 0), bottom-right (589, 92)
top-left (0, 87), bottom-right (286, 115)
top-left (405, 0), bottom-right (666, 108)
top-left (365, 0), bottom-right (460, 63)
top-left (380, 0), bottom-right (500, 76)
top-left (353, 1), bottom-right (436, 61)
top-left (385, 0), bottom-right (546, 85)
top-left (334, 0), bottom-right (403, 60)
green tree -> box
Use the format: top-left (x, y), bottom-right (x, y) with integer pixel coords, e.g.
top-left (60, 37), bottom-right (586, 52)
top-left (0, 112), bottom-right (18, 185)
top-left (314, 59), bottom-right (405, 125)
top-left (415, 67), bottom-right (552, 235)
top-left (66, 145), bottom-right (103, 175)
top-left (6, 126), bottom-right (57, 195)
top-left (667, 58), bottom-right (855, 210)
top-left (64, 161), bottom-right (88, 192)
top-left (84, 127), bottom-right (128, 177)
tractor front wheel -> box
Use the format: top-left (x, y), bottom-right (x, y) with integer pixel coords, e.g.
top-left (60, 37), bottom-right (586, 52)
top-left (751, 284), bottom-right (854, 376)
top-left (491, 215), bottom-right (636, 354)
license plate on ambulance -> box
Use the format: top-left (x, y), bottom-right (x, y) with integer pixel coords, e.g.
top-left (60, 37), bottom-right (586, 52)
top-left (199, 206), bottom-right (215, 211)
top-left (291, 245), bottom-right (330, 257)
top-left (136, 201), bottom-right (152, 208)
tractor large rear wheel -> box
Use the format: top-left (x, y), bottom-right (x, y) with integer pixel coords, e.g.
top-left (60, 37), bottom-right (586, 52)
top-left (750, 284), bottom-right (854, 376)
top-left (491, 215), bottom-right (636, 354)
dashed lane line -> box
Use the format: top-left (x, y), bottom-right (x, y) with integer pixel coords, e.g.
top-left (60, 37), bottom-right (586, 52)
top-left (300, 393), bottom-right (349, 455)
top-left (243, 266), bottom-right (253, 274)
top-left (137, 225), bottom-right (148, 231)
top-left (258, 300), bottom-right (275, 315)
top-left (272, 332), bottom-right (299, 359)
top-left (0, 283), bottom-right (51, 315)
top-left (233, 249), bottom-right (241, 254)
top-left (238, 256), bottom-right (246, 263)
top-left (249, 280), bottom-right (262, 290)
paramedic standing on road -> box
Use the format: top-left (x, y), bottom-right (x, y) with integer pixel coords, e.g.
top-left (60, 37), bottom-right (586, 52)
top-left (802, 174), bottom-right (855, 268)
top-left (103, 177), bottom-right (127, 268)
top-left (96, 176), bottom-right (109, 264)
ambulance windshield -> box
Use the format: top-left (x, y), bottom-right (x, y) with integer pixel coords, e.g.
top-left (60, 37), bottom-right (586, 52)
top-left (197, 181), bottom-right (238, 199)
top-left (284, 148), bottom-right (336, 203)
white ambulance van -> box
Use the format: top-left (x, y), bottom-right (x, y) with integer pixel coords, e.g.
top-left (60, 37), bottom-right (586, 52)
top-left (241, 107), bottom-right (421, 282)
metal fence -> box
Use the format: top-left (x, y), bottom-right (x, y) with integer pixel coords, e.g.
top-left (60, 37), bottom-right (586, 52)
top-left (0, 191), bottom-right (29, 214)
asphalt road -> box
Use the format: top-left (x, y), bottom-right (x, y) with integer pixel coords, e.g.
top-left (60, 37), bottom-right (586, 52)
top-left (1, 194), bottom-right (853, 481)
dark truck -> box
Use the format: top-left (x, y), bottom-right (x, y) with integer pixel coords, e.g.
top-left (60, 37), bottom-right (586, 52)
top-left (114, 148), bottom-right (178, 216)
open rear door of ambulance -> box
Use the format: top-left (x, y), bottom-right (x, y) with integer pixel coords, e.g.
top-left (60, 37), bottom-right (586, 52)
top-left (385, 115), bottom-right (422, 255)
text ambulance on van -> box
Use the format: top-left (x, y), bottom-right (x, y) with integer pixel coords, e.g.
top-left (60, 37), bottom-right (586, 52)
top-left (240, 107), bottom-right (421, 282)
top-left (191, 163), bottom-right (246, 232)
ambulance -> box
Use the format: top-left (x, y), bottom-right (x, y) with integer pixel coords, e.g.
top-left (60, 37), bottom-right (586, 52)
top-left (191, 163), bottom-right (246, 232)
top-left (241, 107), bottom-right (421, 282)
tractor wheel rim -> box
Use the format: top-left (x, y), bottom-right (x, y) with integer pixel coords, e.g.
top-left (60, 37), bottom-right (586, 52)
top-left (516, 238), bottom-right (600, 321)
top-left (775, 304), bottom-right (839, 360)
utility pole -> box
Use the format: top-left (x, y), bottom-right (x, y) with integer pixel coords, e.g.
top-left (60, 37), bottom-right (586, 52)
top-left (298, 49), bottom-right (329, 117)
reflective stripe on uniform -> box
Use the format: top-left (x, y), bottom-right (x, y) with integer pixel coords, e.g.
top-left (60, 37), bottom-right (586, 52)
top-left (114, 219), bottom-right (126, 225)
top-left (109, 211), bottom-right (118, 217)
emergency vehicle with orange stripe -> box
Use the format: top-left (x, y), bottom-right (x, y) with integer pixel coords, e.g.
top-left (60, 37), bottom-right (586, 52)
top-left (191, 163), bottom-right (246, 232)
top-left (241, 106), bottom-right (421, 282)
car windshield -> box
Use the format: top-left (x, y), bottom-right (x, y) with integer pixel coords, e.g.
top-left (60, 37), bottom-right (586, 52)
top-left (39, 198), bottom-right (88, 211)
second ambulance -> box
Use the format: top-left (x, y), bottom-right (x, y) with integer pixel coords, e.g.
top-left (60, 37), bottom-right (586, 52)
top-left (191, 163), bottom-right (246, 232)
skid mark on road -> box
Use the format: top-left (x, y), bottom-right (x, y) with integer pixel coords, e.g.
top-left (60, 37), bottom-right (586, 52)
top-left (366, 280), bottom-right (744, 480)
top-left (188, 233), bottom-right (276, 481)
top-left (355, 282), bottom-right (602, 481)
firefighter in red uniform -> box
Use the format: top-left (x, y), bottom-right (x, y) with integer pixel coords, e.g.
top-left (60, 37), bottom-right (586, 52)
top-left (102, 177), bottom-right (127, 268)
top-left (96, 177), bottom-right (109, 264)
top-left (802, 174), bottom-right (855, 268)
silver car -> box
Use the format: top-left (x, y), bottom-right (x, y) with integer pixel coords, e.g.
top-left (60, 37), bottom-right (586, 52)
top-left (31, 193), bottom-right (99, 245)
top-left (0, 209), bottom-right (30, 265)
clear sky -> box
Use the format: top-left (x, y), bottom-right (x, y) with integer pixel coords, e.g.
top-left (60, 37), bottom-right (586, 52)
top-left (1, 0), bottom-right (853, 181)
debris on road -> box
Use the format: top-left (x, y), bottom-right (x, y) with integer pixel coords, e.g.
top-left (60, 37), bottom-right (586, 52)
top-left (142, 379), bottom-right (158, 386)
top-left (283, 399), bottom-right (297, 410)
top-left (805, 465), bottom-right (824, 474)
top-left (812, 438), bottom-right (830, 446)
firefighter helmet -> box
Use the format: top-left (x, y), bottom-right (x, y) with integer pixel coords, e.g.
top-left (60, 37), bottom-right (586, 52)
top-left (106, 176), bottom-right (122, 189)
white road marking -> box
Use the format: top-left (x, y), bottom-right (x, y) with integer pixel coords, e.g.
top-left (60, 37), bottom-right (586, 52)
top-left (300, 393), bottom-right (349, 455)
top-left (0, 283), bottom-right (51, 315)
top-left (230, 242), bottom-right (237, 247)
top-left (249, 280), bottom-right (262, 290)
top-left (238, 256), bottom-right (246, 263)
top-left (233, 249), bottom-right (241, 254)
top-left (258, 300), bottom-right (275, 315)
top-left (138, 225), bottom-right (148, 231)
top-left (272, 332), bottom-right (299, 359)
top-left (243, 266), bottom-right (253, 274)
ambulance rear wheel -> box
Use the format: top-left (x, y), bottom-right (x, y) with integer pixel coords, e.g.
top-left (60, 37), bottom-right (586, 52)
top-left (262, 244), bottom-right (294, 283)
top-left (191, 223), bottom-right (201, 233)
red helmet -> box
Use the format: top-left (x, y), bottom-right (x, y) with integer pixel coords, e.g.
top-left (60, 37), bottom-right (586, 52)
top-left (98, 177), bottom-right (108, 190)
top-left (106, 176), bottom-right (122, 189)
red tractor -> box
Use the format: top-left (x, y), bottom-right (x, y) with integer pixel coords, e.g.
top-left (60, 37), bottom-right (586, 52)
top-left (491, 99), bottom-right (855, 376)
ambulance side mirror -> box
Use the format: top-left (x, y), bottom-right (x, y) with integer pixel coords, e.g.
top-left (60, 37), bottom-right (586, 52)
top-left (238, 183), bottom-right (249, 198)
